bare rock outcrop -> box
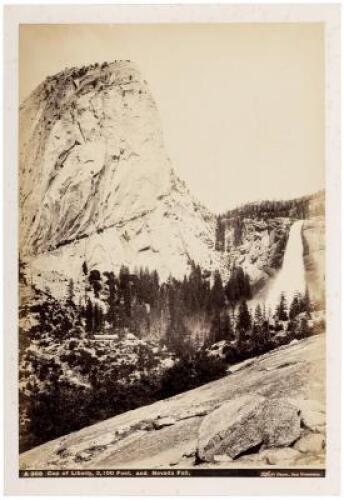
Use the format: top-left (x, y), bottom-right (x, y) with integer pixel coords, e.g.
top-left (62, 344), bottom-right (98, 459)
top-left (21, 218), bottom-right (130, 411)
top-left (20, 60), bottom-right (220, 296)
top-left (302, 216), bottom-right (325, 305)
top-left (20, 334), bottom-right (325, 470)
top-left (197, 396), bottom-right (301, 461)
top-left (294, 432), bottom-right (325, 454)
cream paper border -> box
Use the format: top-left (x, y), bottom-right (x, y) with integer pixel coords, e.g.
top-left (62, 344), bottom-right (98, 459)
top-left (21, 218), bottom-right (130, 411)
top-left (3, 3), bottom-right (341, 496)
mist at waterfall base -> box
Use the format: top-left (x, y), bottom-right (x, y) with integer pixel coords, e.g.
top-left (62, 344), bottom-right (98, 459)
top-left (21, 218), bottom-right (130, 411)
top-left (250, 221), bottom-right (306, 315)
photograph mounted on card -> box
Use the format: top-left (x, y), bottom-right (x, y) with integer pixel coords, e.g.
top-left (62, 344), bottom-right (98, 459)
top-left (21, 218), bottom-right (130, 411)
top-left (3, 3), bottom-right (341, 496)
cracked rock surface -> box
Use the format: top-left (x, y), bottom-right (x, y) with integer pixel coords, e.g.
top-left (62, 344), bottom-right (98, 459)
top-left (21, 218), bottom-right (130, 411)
top-left (20, 60), bottom-right (219, 293)
top-left (20, 334), bottom-right (325, 470)
top-left (197, 396), bottom-right (302, 461)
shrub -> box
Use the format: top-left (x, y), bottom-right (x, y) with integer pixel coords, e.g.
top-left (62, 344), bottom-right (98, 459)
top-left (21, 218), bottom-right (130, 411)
top-left (158, 350), bottom-right (227, 399)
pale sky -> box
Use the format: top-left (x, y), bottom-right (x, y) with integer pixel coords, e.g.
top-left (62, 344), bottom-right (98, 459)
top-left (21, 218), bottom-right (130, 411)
top-left (20, 24), bottom-right (324, 213)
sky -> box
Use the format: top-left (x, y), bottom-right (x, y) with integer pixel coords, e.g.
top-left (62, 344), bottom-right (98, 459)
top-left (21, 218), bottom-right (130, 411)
top-left (20, 23), bottom-right (324, 213)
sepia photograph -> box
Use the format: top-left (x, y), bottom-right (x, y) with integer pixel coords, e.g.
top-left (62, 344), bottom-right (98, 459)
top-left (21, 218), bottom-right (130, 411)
top-left (2, 3), bottom-right (341, 496)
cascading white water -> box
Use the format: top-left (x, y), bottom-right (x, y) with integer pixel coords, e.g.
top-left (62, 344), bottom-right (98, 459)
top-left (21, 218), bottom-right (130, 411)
top-left (252, 220), bottom-right (306, 314)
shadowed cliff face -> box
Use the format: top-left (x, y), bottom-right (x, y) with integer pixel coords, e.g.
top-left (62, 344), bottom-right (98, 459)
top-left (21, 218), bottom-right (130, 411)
top-left (302, 217), bottom-right (325, 306)
top-left (20, 61), bottom-right (219, 283)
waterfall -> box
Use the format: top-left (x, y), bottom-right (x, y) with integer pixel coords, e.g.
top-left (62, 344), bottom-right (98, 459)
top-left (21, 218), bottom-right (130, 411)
top-left (251, 220), bottom-right (306, 314)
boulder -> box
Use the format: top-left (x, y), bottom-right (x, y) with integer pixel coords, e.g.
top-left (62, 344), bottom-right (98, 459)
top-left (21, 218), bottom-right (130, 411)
top-left (75, 451), bottom-right (92, 462)
top-left (299, 400), bottom-right (325, 432)
top-left (288, 398), bottom-right (325, 432)
top-left (88, 432), bottom-right (116, 447)
top-left (294, 433), bottom-right (325, 454)
top-left (153, 416), bottom-right (176, 429)
top-left (182, 443), bottom-right (197, 458)
top-left (261, 447), bottom-right (301, 465)
top-left (197, 396), bottom-right (302, 462)
top-left (136, 419), bottom-right (155, 431)
top-left (115, 425), bottom-right (131, 437)
top-left (261, 399), bottom-right (302, 448)
top-left (198, 395), bottom-right (264, 461)
top-left (55, 445), bottom-right (70, 458)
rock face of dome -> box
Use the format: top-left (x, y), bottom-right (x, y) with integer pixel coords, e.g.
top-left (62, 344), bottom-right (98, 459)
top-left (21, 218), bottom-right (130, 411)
top-left (20, 60), bottom-right (219, 294)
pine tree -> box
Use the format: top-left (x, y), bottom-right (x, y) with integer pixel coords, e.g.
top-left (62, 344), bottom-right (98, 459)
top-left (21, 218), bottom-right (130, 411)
top-left (276, 292), bottom-right (288, 321)
top-left (151, 270), bottom-right (160, 307)
top-left (289, 294), bottom-right (300, 320)
top-left (250, 321), bottom-right (260, 352)
top-left (165, 277), bottom-right (176, 346)
top-left (82, 261), bottom-right (88, 304)
top-left (211, 270), bottom-right (225, 310)
top-left (98, 305), bottom-right (104, 331)
top-left (85, 299), bottom-right (94, 332)
top-left (165, 282), bottom-right (189, 355)
top-left (302, 287), bottom-right (311, 316)
top-left (225, 275), bottom-right (238, 319)
top-left (93, 303), bottom-right (101, 331)
top-left (237, 300), bottom-right (251, 333)
top-left (82, 261), bottom-right (88, 276)
top-left (243, 273), bottom-right (252, 299)
top-left (221, 312), bottom-right (234, 342)
top-left (215, 216), bottom-right (225, 252)
top-left (236, 267), bottom-right (246, 297)
top-left (104, 271), bottom-right (117, 329)
top-left (66, 278), bottom-right (75, 306)
top-left (211, 310), bottom-right (222, 343)
top-left (210, 311), bottom-right (234, 344)
top-left (254, 303), bottom-right (263, 326)
top-left (261, 319), bottom-right (272, 348)
top-left (119, 266), bottom-right (131, 323)
top-left (88, 269), bottom-right (102, 298)
top-left (233, 217), bottom-right (244, 246)
top-left (225, 265), bottom-right (251, 306)
top-left (299, 317), bottom-right (310, 338)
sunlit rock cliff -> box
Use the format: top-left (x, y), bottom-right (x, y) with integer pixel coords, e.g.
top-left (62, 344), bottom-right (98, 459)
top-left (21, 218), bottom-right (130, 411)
top-left (20, 61), bottom-right (219, 294)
